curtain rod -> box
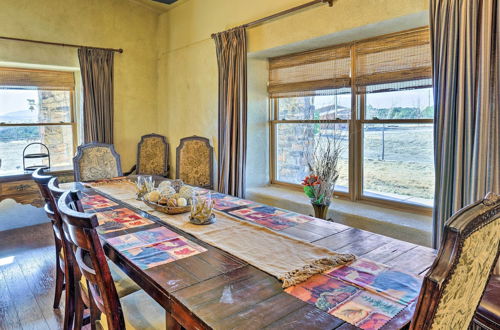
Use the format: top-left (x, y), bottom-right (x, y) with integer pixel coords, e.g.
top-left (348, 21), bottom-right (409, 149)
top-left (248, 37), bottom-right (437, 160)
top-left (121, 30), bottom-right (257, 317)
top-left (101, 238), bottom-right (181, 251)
top-left (211, 0), bottom-right (334, 38)
top-left (0, 35), bottom-right (124, 53)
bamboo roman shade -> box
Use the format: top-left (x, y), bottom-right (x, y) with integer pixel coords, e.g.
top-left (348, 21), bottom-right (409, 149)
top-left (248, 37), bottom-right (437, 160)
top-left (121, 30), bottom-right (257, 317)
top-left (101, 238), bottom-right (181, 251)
top-left (354, 28), bottom-right (432, 93)
top-left (0, 67), bottom-right (75, 90)
top-left (268, 44), bottom-right (351, 98)
top-left (268, 27), bottom-right (432, 97)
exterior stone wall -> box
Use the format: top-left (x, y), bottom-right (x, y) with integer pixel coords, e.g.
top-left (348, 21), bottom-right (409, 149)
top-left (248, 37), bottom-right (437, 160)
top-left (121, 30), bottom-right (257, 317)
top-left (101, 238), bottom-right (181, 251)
top-left (37, 91), bottom-right (73, 167)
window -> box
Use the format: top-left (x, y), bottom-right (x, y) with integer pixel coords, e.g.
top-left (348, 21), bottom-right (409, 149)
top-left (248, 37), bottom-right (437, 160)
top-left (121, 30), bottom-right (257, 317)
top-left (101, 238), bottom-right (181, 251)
top-left (269, 28), bottom-right (434, 210)
top-left (273, 93), bottom-right (350, 192)
top-left (0, 68), bottom-right (76, 175)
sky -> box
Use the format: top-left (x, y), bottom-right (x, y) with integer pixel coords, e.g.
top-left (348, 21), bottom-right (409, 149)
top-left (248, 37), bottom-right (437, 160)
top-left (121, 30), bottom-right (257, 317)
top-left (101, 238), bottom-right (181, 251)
top-left (0, 89), bottom-right (38, 115)
top-left (0, 89), bottom-right (39, 122)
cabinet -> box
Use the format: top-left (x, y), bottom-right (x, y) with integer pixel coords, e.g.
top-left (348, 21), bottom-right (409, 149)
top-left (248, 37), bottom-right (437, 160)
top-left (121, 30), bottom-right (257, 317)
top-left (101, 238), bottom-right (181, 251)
top-left (0, 171), bottom-right (74, 208)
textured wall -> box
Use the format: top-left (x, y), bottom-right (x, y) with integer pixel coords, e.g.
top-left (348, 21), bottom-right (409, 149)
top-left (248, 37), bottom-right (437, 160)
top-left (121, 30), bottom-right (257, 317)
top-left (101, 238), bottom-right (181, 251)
top-left (0, 0), bottom-right (160, 171)
top-left (156, 0), bottom-right (429, 184)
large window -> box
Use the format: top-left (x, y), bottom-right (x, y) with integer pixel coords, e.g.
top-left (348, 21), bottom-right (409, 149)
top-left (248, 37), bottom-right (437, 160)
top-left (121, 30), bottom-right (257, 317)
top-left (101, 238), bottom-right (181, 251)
top-left (0, 68), bottom-right (76, 175)
top-left (269, 28), bottom-right (434, 210)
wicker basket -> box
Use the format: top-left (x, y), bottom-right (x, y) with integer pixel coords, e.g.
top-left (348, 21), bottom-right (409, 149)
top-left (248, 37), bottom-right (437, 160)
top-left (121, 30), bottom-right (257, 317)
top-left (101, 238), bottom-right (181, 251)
top-left (142, 198), bottom-right (191, 215)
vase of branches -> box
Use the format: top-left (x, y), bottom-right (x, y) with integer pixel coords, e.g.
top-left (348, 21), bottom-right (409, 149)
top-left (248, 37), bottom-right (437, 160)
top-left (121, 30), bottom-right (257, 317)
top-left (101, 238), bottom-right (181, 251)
top-left (301, 127), bottom-right (343, 220)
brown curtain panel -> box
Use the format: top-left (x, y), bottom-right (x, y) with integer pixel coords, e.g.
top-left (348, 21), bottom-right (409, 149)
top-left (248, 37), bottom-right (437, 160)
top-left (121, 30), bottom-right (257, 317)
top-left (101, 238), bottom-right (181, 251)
top-left (212, 27), bottom-right (248, 198)
top-left (78, 47), bottom-right (115, 144)
top-left (430, 0), bottom-right (500, 249)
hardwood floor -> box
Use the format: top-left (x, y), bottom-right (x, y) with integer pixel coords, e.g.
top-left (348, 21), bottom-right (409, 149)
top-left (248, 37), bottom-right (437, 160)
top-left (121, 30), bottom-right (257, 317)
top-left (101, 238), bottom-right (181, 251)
top-left (0, 222), bottom-right (64, 330)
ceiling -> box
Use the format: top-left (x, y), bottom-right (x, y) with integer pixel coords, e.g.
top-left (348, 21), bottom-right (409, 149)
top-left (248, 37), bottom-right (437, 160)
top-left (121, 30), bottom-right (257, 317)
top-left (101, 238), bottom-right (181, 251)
top-left (127, 0), bottom-right (186, 13)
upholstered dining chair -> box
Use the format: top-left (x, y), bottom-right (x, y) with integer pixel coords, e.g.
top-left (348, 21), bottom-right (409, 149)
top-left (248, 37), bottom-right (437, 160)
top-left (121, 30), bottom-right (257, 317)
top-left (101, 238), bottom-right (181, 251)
top-left (47, 178), bottom-right (140, 329)
top-left (127, 133), bottom-right (169, 177)
top-left (410, 192), bottom-right (500, 330)
top-left (176, 136), bottom-right (214, 189)
top-left (57, 189), bottom-right (166, 329)
top-left (73, 143), bottom-right (122, 182)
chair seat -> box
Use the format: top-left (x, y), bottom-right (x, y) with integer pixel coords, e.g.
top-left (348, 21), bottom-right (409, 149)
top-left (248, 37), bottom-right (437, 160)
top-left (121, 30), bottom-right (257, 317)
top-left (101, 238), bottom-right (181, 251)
top-left (475, 275), bottom-right (500, 329)
top-left (108, 262), bottom-right (141, 297)
top-left (80, 259), bottom-right (140, 298)
top-left (97, 290), bottom-right (166, 329)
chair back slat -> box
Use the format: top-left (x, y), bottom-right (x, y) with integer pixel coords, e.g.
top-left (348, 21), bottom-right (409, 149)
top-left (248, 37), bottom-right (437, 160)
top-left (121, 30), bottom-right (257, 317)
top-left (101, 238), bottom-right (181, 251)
top-left (58, 190), bottom-right (126, 329)
top-left (411, 192), bottom-right (500, 330)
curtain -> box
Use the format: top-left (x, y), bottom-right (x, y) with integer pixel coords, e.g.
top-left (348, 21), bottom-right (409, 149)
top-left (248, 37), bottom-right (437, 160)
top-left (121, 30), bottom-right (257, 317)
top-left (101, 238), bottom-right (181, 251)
top-left (430, 0), bottom-right (500, 250)
top-left (212, 27), bottom-right (248, 198)
top-left (78, 47), bottom-right (115, 144)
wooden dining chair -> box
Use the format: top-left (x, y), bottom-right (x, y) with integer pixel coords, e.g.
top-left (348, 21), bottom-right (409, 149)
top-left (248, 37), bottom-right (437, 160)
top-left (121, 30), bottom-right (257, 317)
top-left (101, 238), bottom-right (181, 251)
top-left (32, 169), bottom-right (66, 319)
top-left (47, 178), bottom-right (141, 329)
top-left (410, 192), bottom-right (500, 330)
top-left (73, 143), bottom-right (123, 182)
top-left (176, 136), bottom-right (214, 189)
top-left (57, 189), bottom-right (166, 329)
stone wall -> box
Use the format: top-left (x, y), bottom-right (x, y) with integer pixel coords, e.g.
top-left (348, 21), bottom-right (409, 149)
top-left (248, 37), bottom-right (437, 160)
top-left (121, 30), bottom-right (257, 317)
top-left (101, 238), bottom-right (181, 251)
top-left (37, 91), bottom-right (73, 167)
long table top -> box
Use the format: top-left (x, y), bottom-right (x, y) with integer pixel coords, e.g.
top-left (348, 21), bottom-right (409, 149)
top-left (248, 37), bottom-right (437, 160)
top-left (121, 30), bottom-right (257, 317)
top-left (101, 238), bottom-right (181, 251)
top-left (77, 182), bottom-right (437, 329)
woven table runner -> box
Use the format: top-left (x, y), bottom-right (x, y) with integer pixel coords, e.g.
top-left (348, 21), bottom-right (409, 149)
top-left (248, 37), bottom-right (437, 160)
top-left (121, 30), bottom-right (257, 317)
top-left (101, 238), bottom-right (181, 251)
top-left (87, 180), bottom-right (355, 288)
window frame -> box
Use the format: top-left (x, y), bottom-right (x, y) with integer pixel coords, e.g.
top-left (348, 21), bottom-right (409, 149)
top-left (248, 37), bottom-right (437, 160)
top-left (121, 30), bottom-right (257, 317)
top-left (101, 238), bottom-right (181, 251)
top-left (0, 88), bottom-right (78, 173)
top-left (269, 41), bottom-right (434, 216)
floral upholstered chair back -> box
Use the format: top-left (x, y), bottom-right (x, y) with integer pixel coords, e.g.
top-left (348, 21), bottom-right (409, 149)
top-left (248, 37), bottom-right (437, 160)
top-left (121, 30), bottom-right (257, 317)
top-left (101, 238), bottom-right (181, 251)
top-left (176, 136), bottom-right (214, 189)
top-left (411, 192), bottom-right (500, 330)
top-left (73, 143), bottom-right (122, 182)
top-left (136, 134), bottom-right (169, 176)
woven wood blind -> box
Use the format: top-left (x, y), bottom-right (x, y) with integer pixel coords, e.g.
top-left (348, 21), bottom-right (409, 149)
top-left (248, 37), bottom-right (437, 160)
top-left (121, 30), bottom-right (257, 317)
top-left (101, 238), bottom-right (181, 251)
top-left (268, 27), bottom-right (431, 97)
top-left (354, 28), bottom-right (432, 93)
top-left (268, 44), bottom-right (351, 98)
top-left (0, 67), bottom-right (75, 90)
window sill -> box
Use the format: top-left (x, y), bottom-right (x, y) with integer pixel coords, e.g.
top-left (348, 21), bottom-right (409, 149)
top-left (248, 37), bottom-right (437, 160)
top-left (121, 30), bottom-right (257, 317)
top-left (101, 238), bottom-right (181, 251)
top-left (246, 184), bottom-right (433, 247)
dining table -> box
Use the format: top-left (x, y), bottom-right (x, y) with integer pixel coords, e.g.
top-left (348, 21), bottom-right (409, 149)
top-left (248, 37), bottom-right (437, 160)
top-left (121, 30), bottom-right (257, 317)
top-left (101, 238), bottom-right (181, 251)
top-left (72, 179), bottom-right (437, 330)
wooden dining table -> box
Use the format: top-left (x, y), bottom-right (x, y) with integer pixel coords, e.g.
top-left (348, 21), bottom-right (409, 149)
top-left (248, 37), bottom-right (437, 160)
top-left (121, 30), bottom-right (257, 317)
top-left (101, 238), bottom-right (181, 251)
top-left (75, 181), bottom-right (437, 330)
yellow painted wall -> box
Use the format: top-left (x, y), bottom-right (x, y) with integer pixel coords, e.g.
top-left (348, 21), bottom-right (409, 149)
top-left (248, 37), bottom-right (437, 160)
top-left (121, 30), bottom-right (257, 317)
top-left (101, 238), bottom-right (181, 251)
top-left (1, 0), bottom-right (429, 179)
top-left (0, 0), bottom-right (160, 171)
top-left (157, 0), bottom-right (429, 181)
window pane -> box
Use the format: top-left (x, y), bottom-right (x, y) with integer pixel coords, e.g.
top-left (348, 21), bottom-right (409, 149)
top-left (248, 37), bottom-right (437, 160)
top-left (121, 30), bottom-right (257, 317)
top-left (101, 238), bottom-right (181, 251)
top-left (0, 89), bottom-right (72, 124)
top-left (277, 93), bottom-right (351, 120)
top-left (365, 87), bottom-right (434, 120)
top-left (363, 123), bottom-right (434, 206)
top-left (276, 123), bottom-right (349, 191)
top-left (0, 125), bottom-right (74, 175)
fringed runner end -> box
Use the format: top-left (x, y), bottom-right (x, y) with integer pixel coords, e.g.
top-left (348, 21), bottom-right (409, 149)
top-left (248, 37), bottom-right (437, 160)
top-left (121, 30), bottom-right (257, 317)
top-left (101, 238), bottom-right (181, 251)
top-left (279, 254), bottom-right (356, 288)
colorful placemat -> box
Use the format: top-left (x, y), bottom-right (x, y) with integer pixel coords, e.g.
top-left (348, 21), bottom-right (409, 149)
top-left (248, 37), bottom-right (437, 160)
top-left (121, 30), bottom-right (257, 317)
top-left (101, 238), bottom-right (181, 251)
top-left (105, 227), bottom-right (207, 269)
top-left (106, 227), bottom-right (181, 251)
top-left (285, 259), bottom-right (422, 330)
top-left (95, 211), bottom-right (154, 234)
top-left (198, 190), bottom-right (314, 231)
top-left (81, 193), bottom-right (118, 211)
top-left (82, 191), bottom-right (207, 270)
top-left (227, 204), bottom-right (314, 231)
top-left (210, 193), bottom-right (256, 211)
top-left (118, 237), bottom-right (207, 269)
top-left (325, 259), bottom-right (422, 305)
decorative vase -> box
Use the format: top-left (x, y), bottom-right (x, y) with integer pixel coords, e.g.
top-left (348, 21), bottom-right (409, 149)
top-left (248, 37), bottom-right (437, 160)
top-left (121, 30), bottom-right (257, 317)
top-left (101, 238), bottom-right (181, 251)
top-left (312, 203), bottom-right (329, 220)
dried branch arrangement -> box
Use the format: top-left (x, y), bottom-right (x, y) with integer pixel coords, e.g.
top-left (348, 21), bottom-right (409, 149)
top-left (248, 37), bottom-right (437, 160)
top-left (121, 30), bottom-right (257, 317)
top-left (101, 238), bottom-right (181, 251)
top-left (302, 125), bottom-right (344, 206)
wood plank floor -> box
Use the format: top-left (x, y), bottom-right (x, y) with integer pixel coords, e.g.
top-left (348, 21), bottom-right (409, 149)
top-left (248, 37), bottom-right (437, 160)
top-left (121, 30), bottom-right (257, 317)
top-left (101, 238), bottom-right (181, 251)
top-left (0, 223), bottom-right (64, 330)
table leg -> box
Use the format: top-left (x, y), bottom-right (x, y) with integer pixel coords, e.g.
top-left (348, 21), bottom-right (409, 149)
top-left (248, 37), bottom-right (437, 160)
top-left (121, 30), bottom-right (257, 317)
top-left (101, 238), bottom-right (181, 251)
top-left (166, 312), bottom-right (181, 330)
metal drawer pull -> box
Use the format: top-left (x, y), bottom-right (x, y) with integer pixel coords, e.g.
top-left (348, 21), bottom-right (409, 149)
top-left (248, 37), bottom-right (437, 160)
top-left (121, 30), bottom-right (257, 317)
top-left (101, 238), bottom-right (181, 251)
top-left (16, 184), bottom-right (31, 191)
